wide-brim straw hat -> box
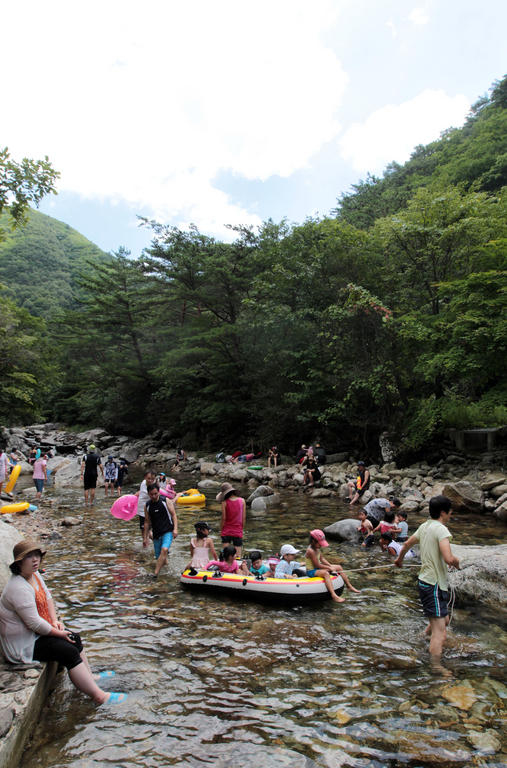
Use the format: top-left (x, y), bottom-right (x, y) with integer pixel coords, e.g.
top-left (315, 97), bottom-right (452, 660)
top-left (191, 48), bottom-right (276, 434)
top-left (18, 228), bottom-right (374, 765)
top-left (216, 482), bottom-right (237, 502)
top-left (10, 540), bottom-right (46, 572)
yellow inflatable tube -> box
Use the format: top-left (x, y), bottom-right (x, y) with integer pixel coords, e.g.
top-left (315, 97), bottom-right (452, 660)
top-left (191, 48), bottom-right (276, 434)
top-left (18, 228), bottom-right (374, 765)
top-left (176, 489), bottom-right (206, 505)
top-left (1, 502), bottom-right (30, 515)
top-left (4, 464), bottom-right (21, 494)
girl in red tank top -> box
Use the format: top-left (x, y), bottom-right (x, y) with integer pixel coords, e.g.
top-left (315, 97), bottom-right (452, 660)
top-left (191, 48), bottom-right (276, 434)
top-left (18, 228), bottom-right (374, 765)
top-left (216, 483), bottom-right (246, 557)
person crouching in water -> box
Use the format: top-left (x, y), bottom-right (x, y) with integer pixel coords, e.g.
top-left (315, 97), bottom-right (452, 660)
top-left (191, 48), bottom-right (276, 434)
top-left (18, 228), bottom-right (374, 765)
top-left (306, 529), bottom-right (360, 602)
top-left (143, 483), bottom-right (178, 578)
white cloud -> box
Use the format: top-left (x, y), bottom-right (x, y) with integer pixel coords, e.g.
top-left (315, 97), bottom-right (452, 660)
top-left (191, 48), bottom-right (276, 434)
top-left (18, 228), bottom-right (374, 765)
top-left (409, 7), bottom-right (430, 25)
top-left (1, 0), bottom-right (347, 238)
top-left (338, 89), bottom-right (470, 174)
top-left (386, 19), bottom-right (398, 38)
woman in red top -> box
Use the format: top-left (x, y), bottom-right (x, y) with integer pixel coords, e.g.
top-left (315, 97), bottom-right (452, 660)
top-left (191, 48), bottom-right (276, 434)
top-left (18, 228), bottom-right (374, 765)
top-left (216, 483), bottom-right (246, 558)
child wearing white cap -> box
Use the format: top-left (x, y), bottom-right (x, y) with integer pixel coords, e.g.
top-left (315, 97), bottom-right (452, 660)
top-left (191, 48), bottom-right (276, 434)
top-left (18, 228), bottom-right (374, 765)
top-left (274, 545), bottom-right (303, 578)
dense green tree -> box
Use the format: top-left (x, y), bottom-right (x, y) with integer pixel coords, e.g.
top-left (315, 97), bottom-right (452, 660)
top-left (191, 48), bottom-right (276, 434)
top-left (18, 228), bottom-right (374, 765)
top-left (0, 148), bottom-right (58, 235)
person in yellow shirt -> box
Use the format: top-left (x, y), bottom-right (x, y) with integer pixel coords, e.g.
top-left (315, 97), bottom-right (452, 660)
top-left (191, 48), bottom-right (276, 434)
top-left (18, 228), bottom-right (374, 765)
top-left (395, 495), bottom-right (459, 669)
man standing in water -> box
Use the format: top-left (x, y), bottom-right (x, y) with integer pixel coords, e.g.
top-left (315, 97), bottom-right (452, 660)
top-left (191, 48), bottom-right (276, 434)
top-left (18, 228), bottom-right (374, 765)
top-left (395, 495), bottom-right (459, 670)
top-left (143, 483), bottom-right (178, 577)
top-left (80, 444), bottom-right (104, 506)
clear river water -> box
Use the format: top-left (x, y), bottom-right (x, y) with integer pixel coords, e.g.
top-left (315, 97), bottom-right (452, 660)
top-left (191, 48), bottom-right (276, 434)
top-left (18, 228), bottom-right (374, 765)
top-left (20, 473), bottom-right (506, 768)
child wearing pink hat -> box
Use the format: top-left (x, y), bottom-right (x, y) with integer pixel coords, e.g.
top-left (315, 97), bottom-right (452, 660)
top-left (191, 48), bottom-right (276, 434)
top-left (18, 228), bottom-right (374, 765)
top-left (305, 529), bottom-right (360, 602)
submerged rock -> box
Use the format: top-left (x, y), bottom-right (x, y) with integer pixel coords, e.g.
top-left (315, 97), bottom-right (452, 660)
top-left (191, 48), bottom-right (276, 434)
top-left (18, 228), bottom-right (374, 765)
top-left (324, 518), bottom-right (359, 542)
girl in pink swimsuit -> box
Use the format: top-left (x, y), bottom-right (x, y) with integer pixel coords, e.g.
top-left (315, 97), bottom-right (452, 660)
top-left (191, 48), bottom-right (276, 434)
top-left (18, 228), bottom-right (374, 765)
top-left (186, 522), bottom-right (217, 571)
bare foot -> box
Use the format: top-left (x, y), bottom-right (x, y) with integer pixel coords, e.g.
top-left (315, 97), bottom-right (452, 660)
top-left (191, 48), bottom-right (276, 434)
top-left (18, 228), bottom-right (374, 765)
top-left (332, 595), bottom-right (346, 603)
top-left (347, 586), bottom-right (361, 593)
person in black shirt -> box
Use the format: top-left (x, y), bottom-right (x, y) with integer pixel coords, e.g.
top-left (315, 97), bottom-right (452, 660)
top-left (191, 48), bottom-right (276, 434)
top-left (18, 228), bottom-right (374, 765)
top-left (80, 445), bottom-right (104, 506)
top-left (115, 459), bottom-right (129, 496)
top-left (143, 484), bottom-right (178, 577)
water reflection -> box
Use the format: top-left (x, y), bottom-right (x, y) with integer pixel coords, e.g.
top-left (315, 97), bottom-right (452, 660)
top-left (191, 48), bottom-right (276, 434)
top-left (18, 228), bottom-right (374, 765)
top-left (22, 476), bottom-right (506, 767)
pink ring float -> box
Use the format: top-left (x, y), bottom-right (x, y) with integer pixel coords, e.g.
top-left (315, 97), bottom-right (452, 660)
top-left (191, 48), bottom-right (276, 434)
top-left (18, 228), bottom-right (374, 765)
top-left (110, 494), bottom-right (138, 521)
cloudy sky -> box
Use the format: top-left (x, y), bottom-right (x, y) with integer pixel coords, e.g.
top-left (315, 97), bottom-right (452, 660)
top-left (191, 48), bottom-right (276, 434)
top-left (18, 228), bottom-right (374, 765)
top-left (2, 0), bottom-right (506, 254)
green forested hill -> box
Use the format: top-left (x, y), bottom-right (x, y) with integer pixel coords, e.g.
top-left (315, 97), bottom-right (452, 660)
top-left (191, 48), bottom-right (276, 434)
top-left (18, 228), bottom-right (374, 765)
top-left (337, 77), bottom-right (507, 228)
top-left (0, 208), bottom-right (107, 319)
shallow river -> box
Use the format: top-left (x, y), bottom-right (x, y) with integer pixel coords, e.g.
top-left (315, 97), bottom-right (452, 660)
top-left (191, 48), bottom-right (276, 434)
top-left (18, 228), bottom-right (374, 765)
top-left (21, 474), bottom-right (506, 767)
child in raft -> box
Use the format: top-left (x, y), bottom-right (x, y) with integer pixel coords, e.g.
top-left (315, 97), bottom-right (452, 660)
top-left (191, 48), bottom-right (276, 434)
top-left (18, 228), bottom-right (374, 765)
top-left (372, 510), bottom-right (401, 538)
top-left (216, 482), bottom-right (246, 558)
top-left (248, 550), bottom-right (271, 578)
top-left (207, 545), bottom-right (249, 575)
top-left (186, 522), bottom-right (217, 572)
top-left (274, 545), bottom-right (305, 578)
top-left (357, 510), bottom-right (374, 547)
top-left (305, 529), bottom-right (360, 602)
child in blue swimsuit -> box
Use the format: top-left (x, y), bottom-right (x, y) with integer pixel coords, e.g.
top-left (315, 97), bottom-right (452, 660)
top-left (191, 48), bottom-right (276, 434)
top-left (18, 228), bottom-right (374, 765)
top-left (305, 529), bottom-right (360, 602)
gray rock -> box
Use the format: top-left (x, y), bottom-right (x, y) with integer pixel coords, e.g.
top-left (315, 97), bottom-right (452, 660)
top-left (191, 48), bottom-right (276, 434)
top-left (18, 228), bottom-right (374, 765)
top-left (324, 518), bottom-right (360, 542)
top-left (311, 488), bottom-right (333, 498)
top-left (480, 474), bottom-right (506, 491)
top-left (246, 485), bottom-right (274, 504)
top-left (197, 479), bottom-right (221, 489)
top-left (229, 469), bottom-right (248, 482)
top-left (399, 500), bottom-right (420, 513)
top-left (250, 495), bottom-right (280, 511)
top-left (61, 516), bottom-right (82, 527)
top-left (199, 462), bottom-right (216, 475)
top-left (251, 497), bottom-right (267, 512)
top-left (495, 492), bottom-right (507, 507)
top-left (449, 544), bottom-right (507, 607)
top-left (0, 706), bottom-right (14, 738)
top-left (490, 483), bottom-right (507, 499)
top-left (442, 481), bottom-right (484, 513)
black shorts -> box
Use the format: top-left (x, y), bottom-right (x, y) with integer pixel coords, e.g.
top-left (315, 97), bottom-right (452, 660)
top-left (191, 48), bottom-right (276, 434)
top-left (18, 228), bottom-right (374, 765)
top-left (139, 515), bottom-right (145, 531)
top-left (33, 632), bottom-right (83, 670)
top-left (83, 473), bottom-right (97, 490)
top-left (221, 535), bottom-right (243, 547)
top-left (418, 580), bottom-right (449, 618)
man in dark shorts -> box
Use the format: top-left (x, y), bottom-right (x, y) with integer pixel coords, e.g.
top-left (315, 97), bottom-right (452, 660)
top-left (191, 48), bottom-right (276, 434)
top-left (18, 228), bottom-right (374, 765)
top-left (80, 444), bottom-right (104, 505)
top-left (395, 495), bottom-right (460, 669)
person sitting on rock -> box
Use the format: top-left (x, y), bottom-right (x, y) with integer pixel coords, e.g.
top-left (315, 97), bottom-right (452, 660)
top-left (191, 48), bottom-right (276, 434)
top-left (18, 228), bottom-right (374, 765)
top-left (296, 444), bottom-right (308, 463)
top-left (301, 453), bottom-right (321, 487)
top-left (347, 461), bottom-right (370, 505)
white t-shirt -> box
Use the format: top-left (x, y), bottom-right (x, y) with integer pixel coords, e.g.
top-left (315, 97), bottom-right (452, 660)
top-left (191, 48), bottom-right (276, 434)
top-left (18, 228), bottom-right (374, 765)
top-left (137, 480), bottom-right (150, 518)
top-left (387, 539), bottom-right (415, 559)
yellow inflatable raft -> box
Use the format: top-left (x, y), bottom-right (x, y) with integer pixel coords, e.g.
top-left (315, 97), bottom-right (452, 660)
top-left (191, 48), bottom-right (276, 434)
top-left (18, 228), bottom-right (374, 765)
top-left (176, 489), bottom-right (206, 505)
top-left (1, 501), bottom-right (30, 515)
top-left (4, 464), bottom-right (21, 494)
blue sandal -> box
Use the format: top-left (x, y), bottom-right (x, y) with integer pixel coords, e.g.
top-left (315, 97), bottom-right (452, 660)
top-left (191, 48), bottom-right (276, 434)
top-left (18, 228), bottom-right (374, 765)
top-left (104, 692), bottom-right (127, 704)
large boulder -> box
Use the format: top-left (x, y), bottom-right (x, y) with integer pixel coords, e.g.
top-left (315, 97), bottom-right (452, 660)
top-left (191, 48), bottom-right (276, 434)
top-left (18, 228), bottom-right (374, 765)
top-left (247, 485), bottom-right (274, 504)
top-left (311, 488), bottom-right (333, 498)
top-left (0, 521), bottom-right (22, 592)
top-left (52, 457), bottom-right (83, 488)
top-left (324, 518), bottom-right (360, 542)
top-left (442, 481), bottom-right (484, 513)
top-left (449, 544), bottom-right (507, 607)
top-left (199, 462), bottom-right (216, 476)
top-left (251, 493), bottom-right (281, 512)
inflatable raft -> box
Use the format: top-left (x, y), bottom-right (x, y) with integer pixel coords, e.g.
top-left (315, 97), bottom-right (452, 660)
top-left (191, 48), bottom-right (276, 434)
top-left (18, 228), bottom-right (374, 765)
top-left (1, 501), bottom-right (30, 515)
top-left (4, 464), bottom-right (21, 494)
top-left (180, 568), bottom-right (344, 602)
top-left (176, 489), bottom-right (206, 505)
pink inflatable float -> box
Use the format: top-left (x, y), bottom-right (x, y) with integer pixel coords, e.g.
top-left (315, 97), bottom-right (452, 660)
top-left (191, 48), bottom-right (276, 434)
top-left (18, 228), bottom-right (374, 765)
top-left (110, 494), bottom-right (138, 521)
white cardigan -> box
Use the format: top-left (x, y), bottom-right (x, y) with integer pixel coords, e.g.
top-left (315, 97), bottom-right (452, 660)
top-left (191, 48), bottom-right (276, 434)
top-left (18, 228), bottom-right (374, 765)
top-left (0, 574), bottom-right (53, 664)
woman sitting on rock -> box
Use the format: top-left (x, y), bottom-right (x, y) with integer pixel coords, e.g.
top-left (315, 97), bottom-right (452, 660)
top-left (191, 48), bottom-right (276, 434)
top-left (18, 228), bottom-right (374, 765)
top-left (0, 541), bottom-right (126, 705)
top-left (302, 453), bottom-right (321, 487)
